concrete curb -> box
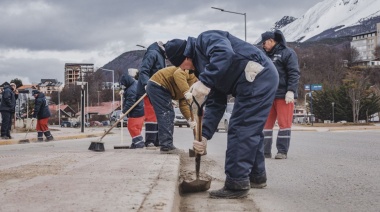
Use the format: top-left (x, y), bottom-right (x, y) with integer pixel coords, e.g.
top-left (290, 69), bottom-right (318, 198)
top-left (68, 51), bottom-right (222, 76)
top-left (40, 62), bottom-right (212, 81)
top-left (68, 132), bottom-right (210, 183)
top-left (0, 132), bottom-right (106, 146)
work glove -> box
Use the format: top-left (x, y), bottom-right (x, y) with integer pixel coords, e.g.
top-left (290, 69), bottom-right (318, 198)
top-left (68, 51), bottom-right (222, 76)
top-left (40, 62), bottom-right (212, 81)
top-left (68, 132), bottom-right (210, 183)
top-left (187, 119), bottom-right (196, 129)
top-left (184, 91), bottom-right (192, 101)
top-left (244, 61), bottom-right (264, 82)
top-left (190, 81), bottom-right (210, 105)
top-left (285, 91), bottom-right (295, 104)
top-left (193, 136), bottom-right (207, 155)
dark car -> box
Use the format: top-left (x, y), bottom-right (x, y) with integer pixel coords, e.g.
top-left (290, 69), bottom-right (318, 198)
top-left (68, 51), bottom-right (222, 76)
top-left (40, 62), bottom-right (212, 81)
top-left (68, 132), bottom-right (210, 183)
top-left (60, 121), bottom-right (72, 127)
top-left (110, 110), bottom-right (128, 127)
top-left (174, 107), bottom-right (189, 127)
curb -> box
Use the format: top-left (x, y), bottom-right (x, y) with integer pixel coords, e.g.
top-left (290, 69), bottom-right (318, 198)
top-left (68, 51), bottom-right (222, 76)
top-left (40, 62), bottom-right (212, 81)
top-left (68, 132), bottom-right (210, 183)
top-left (0, 132), bottom-right (106, 146)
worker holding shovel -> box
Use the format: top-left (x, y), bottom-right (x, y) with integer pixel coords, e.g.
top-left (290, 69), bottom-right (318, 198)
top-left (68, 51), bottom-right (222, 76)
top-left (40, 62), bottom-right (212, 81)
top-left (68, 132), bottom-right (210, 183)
top-left (164, 30), bottom-right (279, 199)
top-left (145, 66), bottom-right (198, 154)
top-left (119, 74), bottom-right (145, 149)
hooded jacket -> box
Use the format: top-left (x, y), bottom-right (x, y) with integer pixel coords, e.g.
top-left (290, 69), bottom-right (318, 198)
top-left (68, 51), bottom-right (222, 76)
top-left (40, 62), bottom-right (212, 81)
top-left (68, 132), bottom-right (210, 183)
top-left (33, 92), bottom-right (51, 119)
top-left (265, 30), bottom-right (300, 99)
top-left (120, 74), bottom-right (144, 118)
top-left (136, 42), bottom-right (166, 98)
top-left (0, 84), bottom-right (16, 113)
top-left (149, 66), bottom-right (198, 120)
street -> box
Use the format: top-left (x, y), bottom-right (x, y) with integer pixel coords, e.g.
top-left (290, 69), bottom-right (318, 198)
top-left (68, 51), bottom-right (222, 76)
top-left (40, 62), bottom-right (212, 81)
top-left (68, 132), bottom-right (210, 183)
top-left (174, 128), bottom-right (380, 212)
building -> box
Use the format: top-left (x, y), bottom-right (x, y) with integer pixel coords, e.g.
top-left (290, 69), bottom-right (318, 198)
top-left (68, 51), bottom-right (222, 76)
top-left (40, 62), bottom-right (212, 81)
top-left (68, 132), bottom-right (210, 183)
top-left (37, 79), bottom-right (63, 96)
top-left (351, 23), bottom-right (380, 66)
top-left (64, 63), bottom-right (94, 85)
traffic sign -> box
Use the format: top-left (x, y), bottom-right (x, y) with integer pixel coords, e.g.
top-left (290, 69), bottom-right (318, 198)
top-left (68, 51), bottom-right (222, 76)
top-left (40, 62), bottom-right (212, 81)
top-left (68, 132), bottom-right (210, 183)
top-left (311, 84), bottom-right (322, 91)
top-left (305, 84), bottom-right (310, 91)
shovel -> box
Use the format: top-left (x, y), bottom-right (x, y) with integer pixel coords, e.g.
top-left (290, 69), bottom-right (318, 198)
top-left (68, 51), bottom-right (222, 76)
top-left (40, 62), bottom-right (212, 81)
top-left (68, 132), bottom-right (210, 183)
top-left (88, 93), bottom-right (147, 151)
top-left (114, 91), bottom-right (129, 149)
top-left (180, 96), bottom-right (211, 193)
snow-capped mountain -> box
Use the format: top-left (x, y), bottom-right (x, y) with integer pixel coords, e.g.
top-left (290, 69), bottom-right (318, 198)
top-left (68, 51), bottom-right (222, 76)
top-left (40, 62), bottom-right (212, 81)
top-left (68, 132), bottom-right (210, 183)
top-left (273, 16), bottom-right (297, 30)
top-left (279, 0), bottom-right (380, 42)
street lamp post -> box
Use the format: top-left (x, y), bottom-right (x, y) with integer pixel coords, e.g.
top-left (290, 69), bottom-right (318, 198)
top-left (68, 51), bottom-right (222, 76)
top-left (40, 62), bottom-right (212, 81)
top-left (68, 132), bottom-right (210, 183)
top-left (211, 7), bottom-right (246, 41)
top-left (332, 102), bottom-right (335, 123)
top-left (100, 68), bottom-right (115, 113)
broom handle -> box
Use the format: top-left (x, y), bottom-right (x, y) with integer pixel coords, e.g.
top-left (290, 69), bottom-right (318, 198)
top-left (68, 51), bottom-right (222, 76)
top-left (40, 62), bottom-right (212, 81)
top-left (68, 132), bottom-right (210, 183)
top-left (99, 93), bottom-right (147, 141)
top-left (120, 92), bottom-right (123, 144)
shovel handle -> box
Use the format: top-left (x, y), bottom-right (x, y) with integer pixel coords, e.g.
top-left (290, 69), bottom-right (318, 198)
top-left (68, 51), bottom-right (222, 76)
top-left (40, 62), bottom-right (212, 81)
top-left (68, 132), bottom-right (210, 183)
top-left (192, 96), bottom-right (207, 179)
top-left (99, 93), bottom-right (147, 141)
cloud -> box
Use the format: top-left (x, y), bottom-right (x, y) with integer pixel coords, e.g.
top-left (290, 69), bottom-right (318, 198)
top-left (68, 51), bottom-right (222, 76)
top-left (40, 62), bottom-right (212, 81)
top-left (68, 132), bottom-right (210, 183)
top-left (0, 0), bottom-right (322, 85)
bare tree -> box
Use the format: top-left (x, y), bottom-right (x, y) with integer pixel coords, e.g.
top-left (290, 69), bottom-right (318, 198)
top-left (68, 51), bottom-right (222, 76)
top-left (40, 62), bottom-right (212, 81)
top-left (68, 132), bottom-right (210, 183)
top-left (343, 67), bottom-right (370, 123)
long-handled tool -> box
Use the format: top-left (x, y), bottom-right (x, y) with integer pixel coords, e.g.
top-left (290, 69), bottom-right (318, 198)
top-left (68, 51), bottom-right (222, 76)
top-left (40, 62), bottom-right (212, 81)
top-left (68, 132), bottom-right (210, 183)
top-left (19, 119), bottom-right (34, 143)
top-left (89, 93), bottom-right (147, 152)
top-left (180, 97), bottom-right (211, 193)
top-left (114, 91), bottom-right (130, 149)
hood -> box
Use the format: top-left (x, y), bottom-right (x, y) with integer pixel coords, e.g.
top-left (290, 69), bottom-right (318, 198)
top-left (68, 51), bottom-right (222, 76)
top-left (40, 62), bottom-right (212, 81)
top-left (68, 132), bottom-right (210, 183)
top-left (147, 42), bottom-right (165, 56)
top-left (274, 29), bottom-right (287, 47)
top-left (119, 74), bottom-right (135, 88)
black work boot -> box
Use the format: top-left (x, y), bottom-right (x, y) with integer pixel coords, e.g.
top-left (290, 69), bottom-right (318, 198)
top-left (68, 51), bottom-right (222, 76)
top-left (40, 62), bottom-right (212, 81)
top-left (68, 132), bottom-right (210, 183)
top-left (44, 131), bottom-right (54, 141)
top-left (250, 174), bottom-right (267, 188)
top-left (37, 132), bottom-right (44, 142)
top-left (209, 187), bottom-right (249, 199)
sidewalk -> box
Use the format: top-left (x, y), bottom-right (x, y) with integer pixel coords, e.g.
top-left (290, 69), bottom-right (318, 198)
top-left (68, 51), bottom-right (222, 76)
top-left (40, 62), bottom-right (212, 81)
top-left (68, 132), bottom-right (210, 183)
top-left (0, 126), bottom-right (181, 212)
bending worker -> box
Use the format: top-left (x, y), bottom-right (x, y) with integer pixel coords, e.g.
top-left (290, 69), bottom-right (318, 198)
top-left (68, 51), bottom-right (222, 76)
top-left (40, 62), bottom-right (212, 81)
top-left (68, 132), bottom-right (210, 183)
top-left (164, 30), bottom-right (279, 199)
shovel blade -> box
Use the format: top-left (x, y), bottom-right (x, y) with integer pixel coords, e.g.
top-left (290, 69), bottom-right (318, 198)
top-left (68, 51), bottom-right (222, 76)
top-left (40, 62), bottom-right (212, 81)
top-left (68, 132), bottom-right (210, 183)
top-left (180, 179), bottom-right (211, 194)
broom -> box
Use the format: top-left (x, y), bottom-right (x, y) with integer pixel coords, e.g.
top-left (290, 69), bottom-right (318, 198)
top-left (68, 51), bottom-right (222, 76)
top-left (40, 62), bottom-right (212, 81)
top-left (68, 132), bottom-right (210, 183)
top-left (19, 119), bottom-right (34, 143)
top-left (88, 93), bottom-right (147, 152)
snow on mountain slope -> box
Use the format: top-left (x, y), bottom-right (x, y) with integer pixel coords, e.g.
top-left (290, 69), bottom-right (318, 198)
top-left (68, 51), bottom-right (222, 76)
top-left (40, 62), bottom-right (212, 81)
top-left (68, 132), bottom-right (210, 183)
top-left (280, 0), bottom-right (380, 42)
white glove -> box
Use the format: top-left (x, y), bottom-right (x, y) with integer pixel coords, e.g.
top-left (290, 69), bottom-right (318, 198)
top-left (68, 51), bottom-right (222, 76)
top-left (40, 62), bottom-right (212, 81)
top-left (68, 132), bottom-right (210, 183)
top-left (285, 91), bottom-right (295, 104)
top-left (184, 91), bottom-right (192, 101)
top-left (190, 81), bottom-right (210, 105)
top-left (187, 119), bottom-right (196, 129)
top-left (244, 61), bottom-right (264, 82)
top-left (193, 136), bottom-right (207, 155)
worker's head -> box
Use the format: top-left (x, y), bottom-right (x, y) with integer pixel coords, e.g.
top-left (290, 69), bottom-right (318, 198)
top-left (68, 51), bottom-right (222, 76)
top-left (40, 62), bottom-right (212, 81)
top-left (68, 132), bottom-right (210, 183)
top-left (261, 31), bottom-right (276, 52)
top-left (32, 89), bottom-right (40, 97)
top-left (164, 39), bottom-right (195, 71)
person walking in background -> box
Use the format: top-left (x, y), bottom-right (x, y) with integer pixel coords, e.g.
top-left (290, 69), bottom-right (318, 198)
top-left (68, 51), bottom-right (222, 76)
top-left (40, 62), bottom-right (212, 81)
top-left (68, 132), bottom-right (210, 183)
top-left (164, 30), bottom-right (279, 198)
top-left (135, 41), bottom-right (166, 148)
top-left (32, 90), bottom-right (54, 142)
top-left (146, 66), bottom-right (197, 154)
top-left (261, 30), bottom-right (300, 159)
top-left (10, 83), bottom-right (19, 137)
top-left (0, 82), bottom-right (16, 139)
top-left (119, 74), bottom-right (145, 149)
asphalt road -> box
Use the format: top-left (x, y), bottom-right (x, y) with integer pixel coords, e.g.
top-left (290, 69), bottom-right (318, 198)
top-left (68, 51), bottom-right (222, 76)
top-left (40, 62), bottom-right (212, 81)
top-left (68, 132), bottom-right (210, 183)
top-left (173, 128), bottom-right (380, 212)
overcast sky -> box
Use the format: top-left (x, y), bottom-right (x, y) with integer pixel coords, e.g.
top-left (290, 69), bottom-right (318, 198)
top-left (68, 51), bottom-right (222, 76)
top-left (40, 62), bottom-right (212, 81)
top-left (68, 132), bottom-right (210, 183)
top-left (0, 0), bottom-right (322, 85)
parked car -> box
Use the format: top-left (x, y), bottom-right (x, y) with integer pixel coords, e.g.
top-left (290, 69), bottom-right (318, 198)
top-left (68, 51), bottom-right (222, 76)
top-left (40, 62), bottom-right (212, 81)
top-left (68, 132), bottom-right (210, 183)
top-left (216, 103), bottom-right (234, 133)
top-left (60, 121), bottom-right (72, 127)
top-left (174, 107), bottom-right (189, 127)
top-left (110, 110), bottom-right (128, 127)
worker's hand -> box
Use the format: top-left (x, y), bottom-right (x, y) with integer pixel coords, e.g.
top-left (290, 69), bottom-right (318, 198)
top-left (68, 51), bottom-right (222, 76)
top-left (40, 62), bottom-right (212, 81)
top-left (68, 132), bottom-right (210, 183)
top-left (244, 61), bottom-right (264, 82)
top-left (193, 137), bottom-right (207, 155)
top-left (190, 81), bottom-right (210, 105)
top-left (119, 90), bottom-right (124, 96)
top-left (184, 91), bottom-right (192, 101)
top-left (285, 91), bottom-right (295, 104)
top-left (187, 119), bottom-right (196, 129)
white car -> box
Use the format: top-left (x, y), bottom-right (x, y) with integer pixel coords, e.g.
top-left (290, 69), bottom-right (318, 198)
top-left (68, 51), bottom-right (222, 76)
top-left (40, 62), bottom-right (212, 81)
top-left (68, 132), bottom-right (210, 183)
top-left (216, 103), bottom-right (234, 133)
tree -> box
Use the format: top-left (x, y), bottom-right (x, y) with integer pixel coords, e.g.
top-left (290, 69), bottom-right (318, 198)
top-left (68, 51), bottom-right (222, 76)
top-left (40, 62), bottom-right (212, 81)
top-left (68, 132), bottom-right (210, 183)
top-left (343, 68), bottom-right (370, 123)
top-left (10, 78), bottom-right (23, 88)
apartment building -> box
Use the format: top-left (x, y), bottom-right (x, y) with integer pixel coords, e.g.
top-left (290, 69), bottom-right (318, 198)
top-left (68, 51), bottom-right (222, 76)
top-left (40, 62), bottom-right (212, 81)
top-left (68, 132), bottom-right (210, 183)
top-left (351, 22), bottom-right (380, 66)
top-left (64, 63), bottom-right (94, 85)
